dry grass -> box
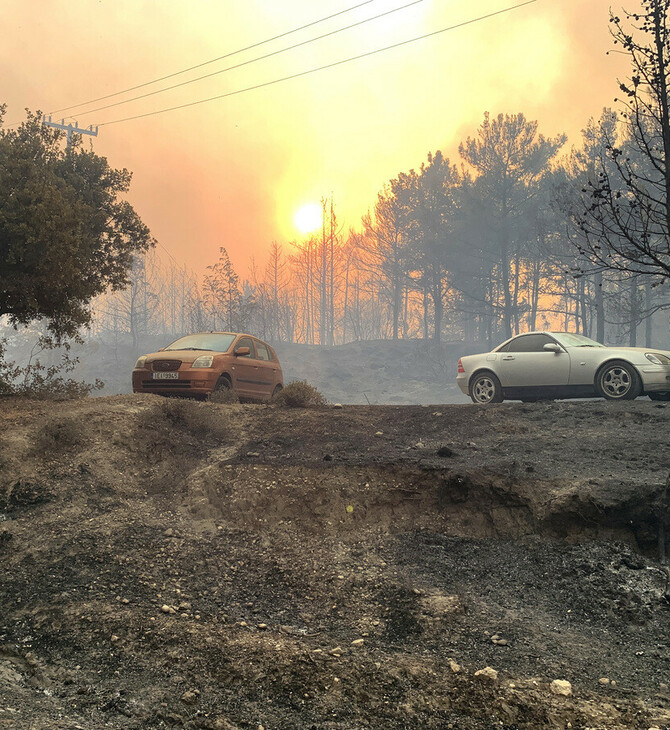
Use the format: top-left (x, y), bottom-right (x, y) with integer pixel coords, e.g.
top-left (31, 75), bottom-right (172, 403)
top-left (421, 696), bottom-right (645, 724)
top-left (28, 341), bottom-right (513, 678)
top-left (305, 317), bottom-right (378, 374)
top-left (32, 416), bottom-right (88, 453)
top-left (133, 397), bottom-right (231, 452)
top-left (273, 380), bottom-right (327, 408)
top-left (209, 387), bottom-right (240, 405)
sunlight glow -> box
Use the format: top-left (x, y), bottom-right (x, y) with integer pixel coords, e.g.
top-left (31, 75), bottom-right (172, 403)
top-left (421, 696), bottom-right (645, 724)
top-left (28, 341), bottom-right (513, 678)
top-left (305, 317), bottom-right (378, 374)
top-left (294, 203), bottom-right (322, 234)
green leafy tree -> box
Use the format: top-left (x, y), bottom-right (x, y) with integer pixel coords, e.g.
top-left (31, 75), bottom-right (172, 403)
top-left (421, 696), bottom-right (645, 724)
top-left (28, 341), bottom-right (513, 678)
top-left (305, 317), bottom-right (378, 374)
top-left (0, 109), bottom-right (154, 342)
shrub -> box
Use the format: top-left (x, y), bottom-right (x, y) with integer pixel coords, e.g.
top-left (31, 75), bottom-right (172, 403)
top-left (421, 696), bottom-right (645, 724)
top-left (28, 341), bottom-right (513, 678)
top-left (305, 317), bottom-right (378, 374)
top-left (135, 397), bottom-right (230, 446)
top-left (273, 380), bottom-right (327, 408)
top-left (209, 387), bottom-right (240, 405)
top-left (33, 416), bottom-right (87, 453)
top-left (0, 337), bottom-right (103, 400)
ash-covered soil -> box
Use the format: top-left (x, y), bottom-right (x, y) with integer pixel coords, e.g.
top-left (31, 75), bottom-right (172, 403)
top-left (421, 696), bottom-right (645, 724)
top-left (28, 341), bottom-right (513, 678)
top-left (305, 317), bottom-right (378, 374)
top-left (0, 395), bottom-right (669, 730)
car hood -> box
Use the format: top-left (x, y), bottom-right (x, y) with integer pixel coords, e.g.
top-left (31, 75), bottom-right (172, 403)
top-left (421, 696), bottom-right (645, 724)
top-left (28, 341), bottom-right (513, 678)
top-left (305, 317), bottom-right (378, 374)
top-left (141, 349), bottom-right (225, 363)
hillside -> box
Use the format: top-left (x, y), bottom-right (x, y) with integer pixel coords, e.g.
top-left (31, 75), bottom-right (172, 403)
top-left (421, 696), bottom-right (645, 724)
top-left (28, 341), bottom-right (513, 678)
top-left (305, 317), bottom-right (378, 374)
top-left (1, 395), bottom-right (669, 729)
top-left (54, 337), bottom-right (476, 404)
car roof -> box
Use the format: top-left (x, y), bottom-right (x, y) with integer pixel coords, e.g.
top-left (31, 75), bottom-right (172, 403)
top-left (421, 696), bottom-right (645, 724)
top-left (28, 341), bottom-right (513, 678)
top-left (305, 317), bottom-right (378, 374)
top-left (188, 331), bottom-right (263, 340)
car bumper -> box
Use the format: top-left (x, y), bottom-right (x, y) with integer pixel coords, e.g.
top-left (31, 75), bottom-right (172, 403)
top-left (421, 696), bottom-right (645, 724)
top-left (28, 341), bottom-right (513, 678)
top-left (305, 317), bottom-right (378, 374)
top-left (456, 373), bottom-right (469, 395)
top-left (640, 367), bottom-right (670, 392)
top-left (132, 368), bottom-right (220, 396)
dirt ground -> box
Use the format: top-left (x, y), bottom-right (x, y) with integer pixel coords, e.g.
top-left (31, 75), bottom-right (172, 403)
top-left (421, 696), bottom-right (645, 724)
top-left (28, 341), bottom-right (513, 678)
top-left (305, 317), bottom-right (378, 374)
top-left (0, 394), bottom-right (669, 730)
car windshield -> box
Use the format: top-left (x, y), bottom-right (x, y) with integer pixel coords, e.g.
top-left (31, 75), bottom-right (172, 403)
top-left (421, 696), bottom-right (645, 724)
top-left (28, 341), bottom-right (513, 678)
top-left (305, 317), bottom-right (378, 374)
top-left (553, 333), bottom-right (605, 348)
top-left (164, 333), bottom-right (236, 352)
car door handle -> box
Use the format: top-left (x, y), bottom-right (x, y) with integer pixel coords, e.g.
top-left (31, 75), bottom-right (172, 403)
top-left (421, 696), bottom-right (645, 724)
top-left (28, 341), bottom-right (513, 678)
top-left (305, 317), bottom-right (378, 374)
top-left (502, 355), bottom-right (515, 361)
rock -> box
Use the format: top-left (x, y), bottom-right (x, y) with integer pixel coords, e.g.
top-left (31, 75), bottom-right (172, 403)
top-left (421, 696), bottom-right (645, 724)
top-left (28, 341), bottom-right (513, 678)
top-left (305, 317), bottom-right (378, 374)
top-left (550, 679), bottom-right (572, 696)
top-left (598, 677), bottom-right (610, 685)
top-left (329, 646), bottom-right (344, 656)
top-left (257, 623), bottom-right (268, 630)
top-left (246, 451), bottom-right (260, 458)
top-left (164, 528), bottom-right (174, 537)
top-left (437, 446), bottom-right (455, 457)
top-left (180, 690), bottom-right (198, 705)
top-left (448, 660), bottom-right (461, 673)
top-left (161, 604), bottom-right (176, 614)
top-left (375, 431), bottom-right (384, 436)
top-left (474, 667), bottom-right (498, 681)
top-left (332, 403), bottom-right (343, 409)
top-left (111, 635), bottom-right (119, 643)
top-left (351, 638), bottom-right (364, 647)
top-left (415, 441), bottom-right (425, 449)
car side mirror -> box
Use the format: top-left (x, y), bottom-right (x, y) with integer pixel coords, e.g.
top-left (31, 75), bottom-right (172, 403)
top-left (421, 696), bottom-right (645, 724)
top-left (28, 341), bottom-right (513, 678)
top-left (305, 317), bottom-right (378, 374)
top-left (234, 346), bottom-right (251, 357)
top-left (543, 343), bottom-right (562, 354)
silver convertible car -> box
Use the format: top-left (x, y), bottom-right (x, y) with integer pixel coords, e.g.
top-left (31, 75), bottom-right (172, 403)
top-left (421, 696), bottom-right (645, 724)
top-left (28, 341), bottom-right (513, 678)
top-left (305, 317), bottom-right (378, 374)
top-left (457, 331), bottom-right (670, 404)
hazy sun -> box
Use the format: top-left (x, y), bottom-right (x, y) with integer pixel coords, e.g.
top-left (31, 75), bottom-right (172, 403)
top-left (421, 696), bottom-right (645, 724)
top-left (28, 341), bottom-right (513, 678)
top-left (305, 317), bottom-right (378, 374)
top-left (294, 203), bottom-right (322, 234)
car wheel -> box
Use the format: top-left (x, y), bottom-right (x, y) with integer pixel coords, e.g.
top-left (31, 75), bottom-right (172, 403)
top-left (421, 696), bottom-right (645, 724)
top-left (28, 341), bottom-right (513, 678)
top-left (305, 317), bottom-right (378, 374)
top-left (470, 372), bottom-right (504, 404)
top-left (649, 391), bottom-right (670, 401)
top-left (595, 361), bottom-right (642, 400)
top-left (272, 384), bottom-right (283, 399)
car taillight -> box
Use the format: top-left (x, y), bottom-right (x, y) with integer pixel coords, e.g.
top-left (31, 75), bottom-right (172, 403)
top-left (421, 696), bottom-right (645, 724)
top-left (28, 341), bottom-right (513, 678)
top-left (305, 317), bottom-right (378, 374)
top-left (457, 358), bottom-right (465, 374)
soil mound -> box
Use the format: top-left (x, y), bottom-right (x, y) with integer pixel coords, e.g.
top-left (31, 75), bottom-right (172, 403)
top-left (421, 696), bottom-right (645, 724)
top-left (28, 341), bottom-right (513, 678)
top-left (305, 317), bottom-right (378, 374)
top-left (0, 395), bottom-right (669, 729)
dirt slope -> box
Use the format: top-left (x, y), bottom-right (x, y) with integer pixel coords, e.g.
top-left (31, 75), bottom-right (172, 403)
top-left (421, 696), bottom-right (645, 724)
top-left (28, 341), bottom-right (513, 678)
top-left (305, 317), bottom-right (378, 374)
top-left (0, 395), bottom-right (669, 730)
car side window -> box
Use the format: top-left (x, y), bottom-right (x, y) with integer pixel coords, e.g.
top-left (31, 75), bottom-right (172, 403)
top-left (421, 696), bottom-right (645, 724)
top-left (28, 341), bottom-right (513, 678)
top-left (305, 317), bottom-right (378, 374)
top-left (507, 334), bottom-right (554, 353)
top-left (235, 336), bottom-right (254, 358)
top-left (255, 340), bottom-right (271, 361)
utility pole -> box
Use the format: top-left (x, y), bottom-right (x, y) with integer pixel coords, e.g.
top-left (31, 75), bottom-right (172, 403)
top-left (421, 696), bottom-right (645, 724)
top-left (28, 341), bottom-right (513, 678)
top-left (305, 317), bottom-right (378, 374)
top-left (42, 115), bottom-right (98, 148)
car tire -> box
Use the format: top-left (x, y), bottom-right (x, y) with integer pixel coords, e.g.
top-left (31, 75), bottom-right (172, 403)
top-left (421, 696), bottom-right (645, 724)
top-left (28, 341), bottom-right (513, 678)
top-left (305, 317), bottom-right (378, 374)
top-left (595, 360), bottom-right (642, 401)
top-left (272, 384), bottom-right (283, 398)
top-left (648, 391), bottom-right (670, 401)
top-left (469, 371), bottom-right (504, 404)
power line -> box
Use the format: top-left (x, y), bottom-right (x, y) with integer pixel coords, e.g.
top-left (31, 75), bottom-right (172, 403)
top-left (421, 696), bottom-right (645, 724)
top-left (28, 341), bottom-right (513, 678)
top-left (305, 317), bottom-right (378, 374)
top-left (99, 0), bottom-right (538, 127)
top-left (70, 0), bottom-right (424, 119)
top-left (48, 0), bottom-right (382, 117)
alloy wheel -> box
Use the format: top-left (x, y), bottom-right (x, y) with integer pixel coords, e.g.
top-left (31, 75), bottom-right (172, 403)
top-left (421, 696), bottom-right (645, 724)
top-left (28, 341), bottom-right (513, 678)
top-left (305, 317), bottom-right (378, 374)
top-left (601, 365), bottom-right (632, 398)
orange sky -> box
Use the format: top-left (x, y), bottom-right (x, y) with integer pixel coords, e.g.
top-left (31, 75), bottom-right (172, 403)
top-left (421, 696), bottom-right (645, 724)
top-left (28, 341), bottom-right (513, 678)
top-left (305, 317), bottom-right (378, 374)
top-left (1, 0), bottom-right (629, 278)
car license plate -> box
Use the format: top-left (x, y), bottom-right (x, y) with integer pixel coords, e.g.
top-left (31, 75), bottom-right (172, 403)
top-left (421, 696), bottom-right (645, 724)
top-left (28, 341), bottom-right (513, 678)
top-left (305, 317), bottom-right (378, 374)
top-left (153, 372), bottom-right (179, 380)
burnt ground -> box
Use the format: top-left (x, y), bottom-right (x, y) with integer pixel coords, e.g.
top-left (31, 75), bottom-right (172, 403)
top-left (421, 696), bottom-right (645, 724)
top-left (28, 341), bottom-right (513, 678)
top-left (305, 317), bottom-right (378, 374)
top-left (0, 395), bottom-right (669, 729)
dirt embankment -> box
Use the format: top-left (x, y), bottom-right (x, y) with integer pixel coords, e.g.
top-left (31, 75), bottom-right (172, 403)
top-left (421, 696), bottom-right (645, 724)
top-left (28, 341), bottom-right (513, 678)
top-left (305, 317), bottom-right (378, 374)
top-left (0, 395), bottom-right (669, 730)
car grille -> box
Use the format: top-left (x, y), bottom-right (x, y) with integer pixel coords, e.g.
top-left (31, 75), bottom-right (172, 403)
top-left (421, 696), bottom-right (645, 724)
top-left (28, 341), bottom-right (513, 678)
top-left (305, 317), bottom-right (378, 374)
top-left (152, 360), bottom-right (182, 372)
top-left (142, 380), bottom-right (191, 388)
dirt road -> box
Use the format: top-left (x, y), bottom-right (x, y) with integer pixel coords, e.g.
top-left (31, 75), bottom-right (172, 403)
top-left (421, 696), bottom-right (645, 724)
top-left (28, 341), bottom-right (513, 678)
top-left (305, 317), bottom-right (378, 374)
top-left (1, 395), bottom-right (669, 729)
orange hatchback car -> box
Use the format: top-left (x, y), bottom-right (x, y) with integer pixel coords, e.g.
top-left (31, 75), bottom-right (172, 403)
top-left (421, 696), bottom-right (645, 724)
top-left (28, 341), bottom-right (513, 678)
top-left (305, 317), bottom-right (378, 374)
top-left (132, 332), bottom-right (283, 401)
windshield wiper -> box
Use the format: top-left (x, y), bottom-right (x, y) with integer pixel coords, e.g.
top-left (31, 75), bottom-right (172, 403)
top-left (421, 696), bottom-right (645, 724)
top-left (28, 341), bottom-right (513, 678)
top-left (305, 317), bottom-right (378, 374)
top-left (169, 347), bottom-right (209, 351)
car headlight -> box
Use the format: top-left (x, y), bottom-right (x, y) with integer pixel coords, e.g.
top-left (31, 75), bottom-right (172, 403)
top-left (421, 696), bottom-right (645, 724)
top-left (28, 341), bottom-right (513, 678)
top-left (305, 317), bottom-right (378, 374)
top-left (192, 355), bottom-right (214, 368)
top-left (135, 356), bottom-right (147, 369)
top-left (645, 353), bottom-right (670, 365)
